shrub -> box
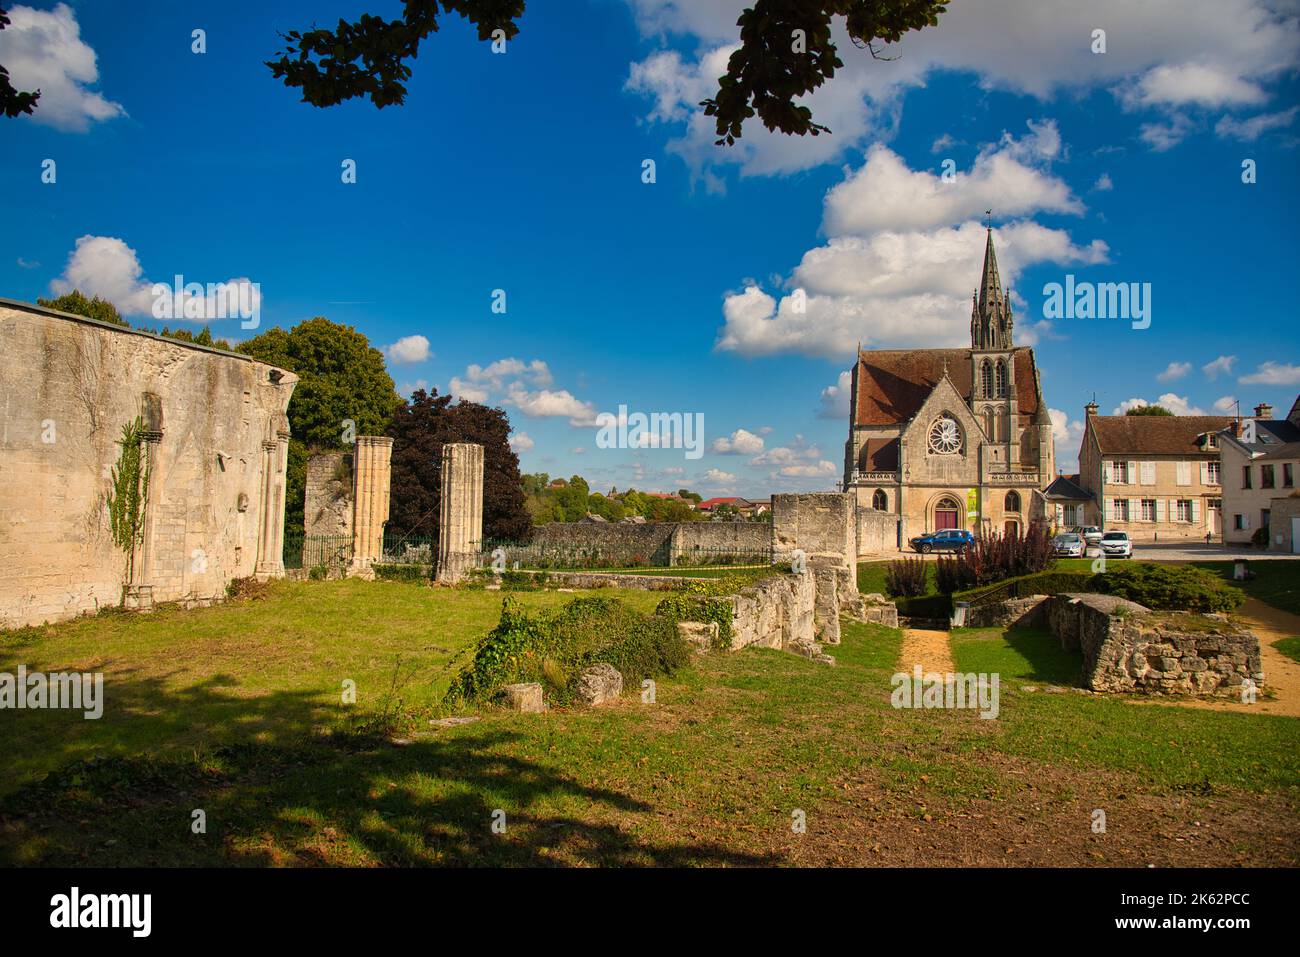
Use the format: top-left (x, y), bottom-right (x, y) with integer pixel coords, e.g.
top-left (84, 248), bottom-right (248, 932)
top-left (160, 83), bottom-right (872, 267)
top-left (938, 522), bottom-right (1056, 593)
top-left (373, 563), bottom-right (430, 583)
top-left (445, 595), bottom-right (692, 705)
top-left (954, 570), bottom-right (1096, 605)
top-left (308, 564), bottom-right (328, 581)
top-left (885, 557), bottom-right (927, 597)
top-left (1094, 563), bottom-right (1244, 613)
top-left (1251, 526), bottom-right (1269, 549)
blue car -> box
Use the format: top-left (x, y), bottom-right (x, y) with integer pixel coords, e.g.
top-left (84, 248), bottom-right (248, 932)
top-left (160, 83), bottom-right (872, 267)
top-left (909, 529), bottom-right (975, 553)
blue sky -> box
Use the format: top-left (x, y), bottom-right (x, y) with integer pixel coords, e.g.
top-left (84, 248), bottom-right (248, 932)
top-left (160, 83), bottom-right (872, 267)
top-left (3, 0), bottom-right (1299, 495)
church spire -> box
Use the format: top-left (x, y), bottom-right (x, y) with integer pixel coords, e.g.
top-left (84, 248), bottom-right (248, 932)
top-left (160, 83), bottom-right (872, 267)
top-left (971, 221), bottom-right (1014, 350)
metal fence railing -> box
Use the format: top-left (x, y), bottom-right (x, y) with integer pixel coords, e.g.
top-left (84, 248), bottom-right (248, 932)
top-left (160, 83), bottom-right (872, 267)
top-left (283, 533), bottom-right (353, 571)
top-left (379, 534), bottom-right (438, 566)
top-left (481, 539), bottom-right (773, 571)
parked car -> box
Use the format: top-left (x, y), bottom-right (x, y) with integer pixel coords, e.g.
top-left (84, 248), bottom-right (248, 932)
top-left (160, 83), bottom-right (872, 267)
top-left (909, 528), bottom-right (975, 553)
top-left (1072, 525), bottom-right (1103, 546)
top-left (1052, 532), bottom-right (1085, 557)
top-left (1100, 531), bottom-right (1132, 558)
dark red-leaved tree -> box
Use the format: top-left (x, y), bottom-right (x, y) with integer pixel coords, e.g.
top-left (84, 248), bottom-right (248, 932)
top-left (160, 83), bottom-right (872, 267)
top-left (386, 388), bottom-right (530, 543)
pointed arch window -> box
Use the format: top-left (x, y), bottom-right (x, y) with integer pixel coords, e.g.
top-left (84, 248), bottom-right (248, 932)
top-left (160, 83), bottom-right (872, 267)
top-left (980, 360), bottom-right (993, 398)
top-left (1005, 490), bottom-right (1021, 513)
top-left (995, 360), bottom-right (1008, 398)
top-left (872, 489), bottom-right (888, 511)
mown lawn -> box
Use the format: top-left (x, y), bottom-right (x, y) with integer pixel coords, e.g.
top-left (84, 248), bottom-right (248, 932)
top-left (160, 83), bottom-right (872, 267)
top-left (2, 578), bottom-right (1298, 866)
top-left (1194, 560), bottom-right (1300, 616)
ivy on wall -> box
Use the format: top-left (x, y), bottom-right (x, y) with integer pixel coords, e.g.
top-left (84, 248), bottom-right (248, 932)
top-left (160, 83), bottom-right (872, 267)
top-left (107, 415), bottom-right (150, 588)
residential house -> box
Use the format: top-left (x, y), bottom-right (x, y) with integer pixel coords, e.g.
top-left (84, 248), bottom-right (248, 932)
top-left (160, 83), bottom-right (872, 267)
top-left (1218, 398), bottom-right (1300, 552)
top-left (1078, 405), bottom-right (1232, 540)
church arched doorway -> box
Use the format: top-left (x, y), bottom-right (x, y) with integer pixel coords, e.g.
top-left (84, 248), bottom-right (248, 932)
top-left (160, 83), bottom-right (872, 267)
top-left (934, 497), bottom-right (961, 531)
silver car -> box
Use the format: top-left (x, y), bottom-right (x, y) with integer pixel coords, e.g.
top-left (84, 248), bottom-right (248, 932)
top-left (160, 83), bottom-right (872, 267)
top-left (1053, 532), bottom-right (1084, 557)
top-left (1073, 525), bottom-right (1103, 546)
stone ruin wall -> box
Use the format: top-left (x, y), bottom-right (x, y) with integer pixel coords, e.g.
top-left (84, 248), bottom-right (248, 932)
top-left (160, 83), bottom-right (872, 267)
top-left (0, 300), bottom-right (296, 628)
top-left (304, 451), bottom-right (353, 538)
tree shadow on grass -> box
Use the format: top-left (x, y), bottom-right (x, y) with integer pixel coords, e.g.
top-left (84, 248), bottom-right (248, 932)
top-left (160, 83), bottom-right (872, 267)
top-left (0, 669), bottom-right (780, 868)
top-left (1001, 627), bottom-right (1083, 686)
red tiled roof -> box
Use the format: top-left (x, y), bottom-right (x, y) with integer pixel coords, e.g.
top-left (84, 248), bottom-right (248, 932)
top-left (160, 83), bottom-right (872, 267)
top-left (698, 496), bottom-right (752, 509)
top-left (1088, 415), bottom-right (1233, 455)
top-left (858, 438), bottom-right (899, 471)
top-left (852, 348), bottom-right (1040, 426)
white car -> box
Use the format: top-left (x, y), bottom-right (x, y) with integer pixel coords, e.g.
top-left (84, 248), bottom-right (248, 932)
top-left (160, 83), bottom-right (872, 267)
top-left (1073, 526), bottom-right (1103, 546)
top-left (1053, 532), bottom-right (1084, 557)
top-left (1100, 531), bottom-right (1132, 558)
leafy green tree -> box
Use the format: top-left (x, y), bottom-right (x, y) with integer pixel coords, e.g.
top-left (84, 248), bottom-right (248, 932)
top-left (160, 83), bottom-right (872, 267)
top-left (555, 475), bottom-right (590, 523)
top-left (239, 317), bottom-right (401, 531)
top-left (586, 492), bottom-right (626, 523)
top-left (266, 1), bottom-right (948, 146)
top-left (386, 388), bottom-right (531, 542)
top-left (0, 7), bottom-right (40, 119)
top-left (1125, 405), bottom-right (1174, 417)
top-left (37, 290), bottom-right (128, 327)
top-left (154, 325), bottom-right (235, 350)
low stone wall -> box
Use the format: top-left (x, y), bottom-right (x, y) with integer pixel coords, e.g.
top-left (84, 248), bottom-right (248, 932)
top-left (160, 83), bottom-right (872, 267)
top-left (518, 521), bottom-right (770, 566)
top-left (856, 508), bottom-right (900, 555)
top-left (501, 570), bottom-right (689, 591)
top-left (963, 595), bottom-right (1049, 629)
top-left (726, 571), bottom-right (830, 663)
top-left (1043, 593), bottom-right (1263, 696)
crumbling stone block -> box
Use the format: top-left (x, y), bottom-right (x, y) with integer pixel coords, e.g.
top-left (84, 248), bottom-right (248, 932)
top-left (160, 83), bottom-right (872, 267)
top-left (500, 682), bottom-right (545, 713)
top-left (573, 663), bottom-right (623, 706)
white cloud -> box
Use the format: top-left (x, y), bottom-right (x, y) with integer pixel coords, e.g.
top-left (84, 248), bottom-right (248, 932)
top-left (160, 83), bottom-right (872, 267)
top-left (1138, 114), bottom-right (1195, 152)
top-left (1213, 395), bottom-right (1238, 413)
top-left (1156, 361), bottom-right (1191, 382)
top-left (506, 384), bottom-right (599, 427)
top-left (1216, 106), bottom-right (1300, 140)
top-left (1049, 408), bottom-right (1085, 472)
top-left (1093, 173), bottom-right (1114, 192)
top-left (1239, 361), bottom-right (1300, 386)
top-left (1126, 63), bottom-right (1266, 109)
top-left (509, 432), bottom-right (535, 452)
top-left (0, 3), bottom-right (125, 131)
top-left (384, 334), bottom-right (431, 365)
top-left (1203, 355), bottom-right (1237, 379)
top-left (716, 129), bottom-right (1107, 358)
top-left (624, 0), bottom-right (1300, 179)
top-left (711, 428), bottom-right (765, 455)
top-left (700, 468), bottom-right (737, 487)
top-left (16, 257), bottom-right (40, 269)
top-left (447, 377), bottom-right (490, 404)
top-left (48, 234), bottom-right (259, 322)
top-left (1112, 393), bottom-right (1204, 416)
top-left (397, 378), bottom-right (429, 397)
top-left (818, 370), bottom-right (853, 419)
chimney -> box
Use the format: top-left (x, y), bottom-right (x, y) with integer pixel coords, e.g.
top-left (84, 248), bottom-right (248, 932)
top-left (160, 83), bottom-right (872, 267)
top-left (1084, 400), bottom-right (1099, 417)
top-left (1254, 402), bottom-right (1273, 420)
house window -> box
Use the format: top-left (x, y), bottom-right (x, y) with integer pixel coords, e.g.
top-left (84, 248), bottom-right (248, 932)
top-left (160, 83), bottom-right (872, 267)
top-left (1262, 464), bottom-right (1276, 489)
top-left (1140, 461), bottom-right (1156, 485)
top-left (1242, 466), bottom-right (1252, 489)
top-left (1005, 490), bottom-right (1020, 512)
top-left (1113, 499), bottom-right (1129, 522)
top-left (1285, 464), bottom-right (1294, 488)
top-left (1208, 433), bottom-right (1218, 448)
top-left (1176, 499), bottom-right (1193, 522)
top-left (872, 488), bottom-right (888, 511)
top-left (1110, 461), bottom-right (1129, 484)
top-left (1207, 461), bottom-right (1221, 485)
top-left (1176, 461), bottom-right (1192, 486)
top-left (1063, 504), bottom-right (1079, 525)
top-left (1234, 514), bottom-right (1245, 531)
top-left (1262, 509), bottom-right (1271, 530)
top-left (1140, 499), bottom-right (1157, 521)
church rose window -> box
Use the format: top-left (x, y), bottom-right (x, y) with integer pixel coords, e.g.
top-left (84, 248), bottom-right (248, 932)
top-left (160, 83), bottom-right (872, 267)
top-left (928, 414), bottom-right (962, 455)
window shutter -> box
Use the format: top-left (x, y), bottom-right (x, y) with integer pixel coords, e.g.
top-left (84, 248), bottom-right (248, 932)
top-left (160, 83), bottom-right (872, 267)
top-left (1103, 461), bottom-right (1112, 484)
top-left (1105, 499), bottom-right (1114, 521)
top-left (1200, 462), bottom-right (1209, 485)
top-left (1155, 499), bottom-right (1165, 522)
top-left (1127, 461), bottom-right (1137, 485)
top-left (1192, 499), bottom-right (1201, 523)
top-left (1141, 461), bottom-right (1155, 485)
top-left (1243, 513), bottom-right (1251, 530)
top-left (1128, 499), bottom-right (1137, 522)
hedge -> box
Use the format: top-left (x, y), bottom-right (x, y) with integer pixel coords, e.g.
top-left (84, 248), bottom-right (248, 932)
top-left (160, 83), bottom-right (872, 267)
top-left (953, 563), bottom-right (1243, 614)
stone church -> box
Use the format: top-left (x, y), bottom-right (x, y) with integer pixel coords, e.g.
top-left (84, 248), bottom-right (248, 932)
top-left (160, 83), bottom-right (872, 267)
top-left (843, 229), bottom-right (1054, 542)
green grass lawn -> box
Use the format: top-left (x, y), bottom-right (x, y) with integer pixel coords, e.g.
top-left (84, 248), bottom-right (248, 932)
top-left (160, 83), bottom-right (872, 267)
top-left (1, 580), bottom-right (1296, 866)
top-left (1194, 560), bottom-right (1300, 616)
top-left (1275, 636), bottom-right (1300, 664)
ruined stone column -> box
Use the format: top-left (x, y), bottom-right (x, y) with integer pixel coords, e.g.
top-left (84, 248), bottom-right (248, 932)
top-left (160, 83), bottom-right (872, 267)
top-left (255, 414), bottom-right (291, 580)
top-left (436, 443), bottom-right (484, 583)
top-left (349, 435), bottom-right (393, 573)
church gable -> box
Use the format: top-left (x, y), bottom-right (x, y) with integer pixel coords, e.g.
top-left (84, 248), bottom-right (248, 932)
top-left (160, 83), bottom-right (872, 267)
top-left (901, 376), bottom-right (983, 485)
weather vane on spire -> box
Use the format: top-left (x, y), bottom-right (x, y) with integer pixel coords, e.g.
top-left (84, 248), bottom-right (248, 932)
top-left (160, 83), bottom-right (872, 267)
top-left (985, 209), bottom-right (993, 230)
